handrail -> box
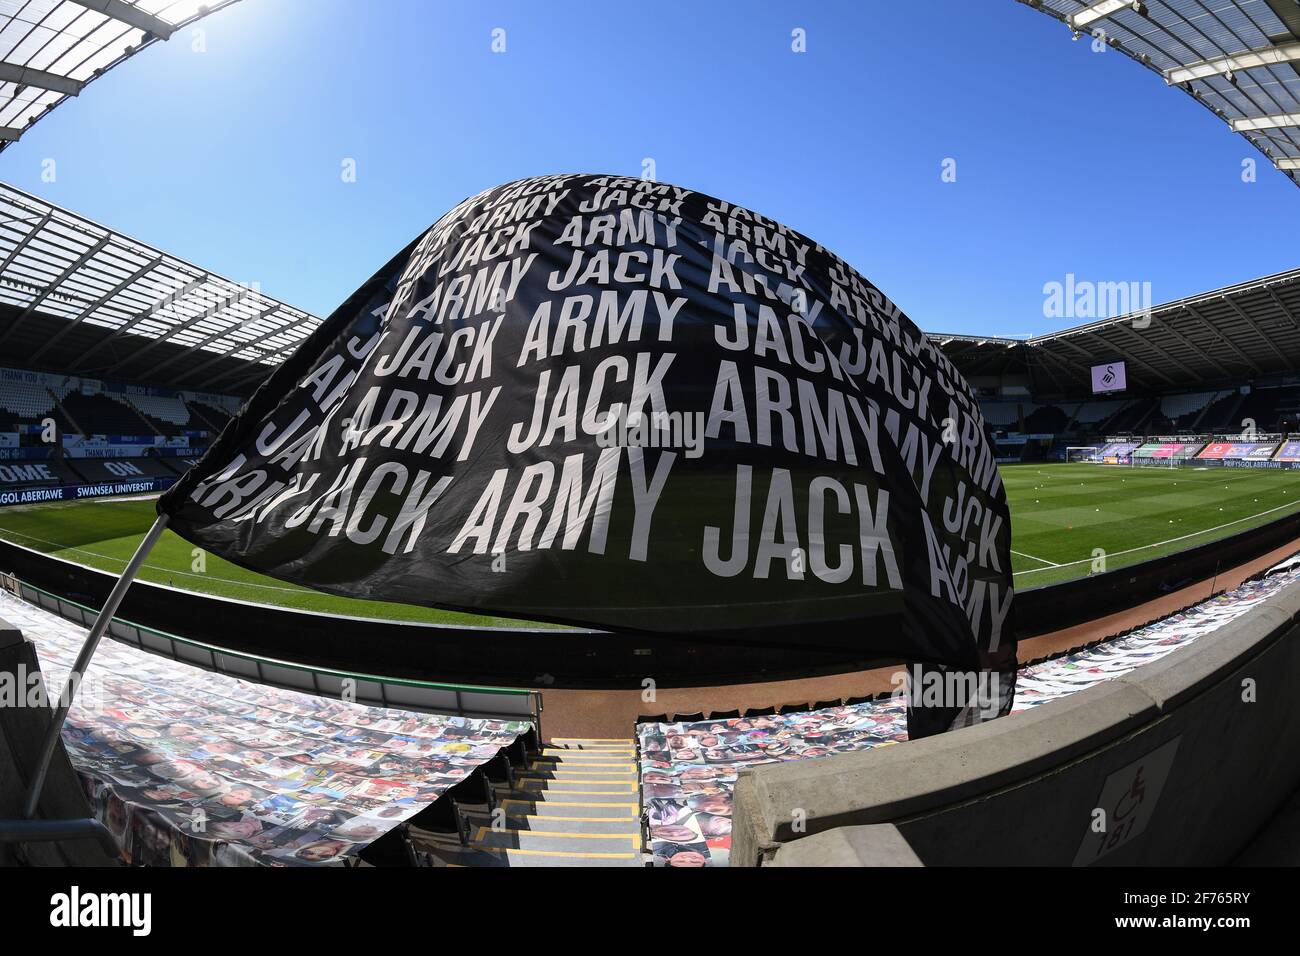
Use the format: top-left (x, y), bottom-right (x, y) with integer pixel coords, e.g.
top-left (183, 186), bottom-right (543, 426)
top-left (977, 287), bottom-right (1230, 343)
top-left (16, 578), bottom-right (530, 697)
top-left (7, 576), bottom-right (543, 738)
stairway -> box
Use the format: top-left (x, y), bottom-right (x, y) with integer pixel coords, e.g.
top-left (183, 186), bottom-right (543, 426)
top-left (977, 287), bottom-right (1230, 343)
top-left (465, 738), bottom-right (644, 866)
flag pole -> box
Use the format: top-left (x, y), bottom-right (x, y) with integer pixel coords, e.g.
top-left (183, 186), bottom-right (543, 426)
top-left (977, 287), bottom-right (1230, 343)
top-left (22, 514), bottom-right (169, 819)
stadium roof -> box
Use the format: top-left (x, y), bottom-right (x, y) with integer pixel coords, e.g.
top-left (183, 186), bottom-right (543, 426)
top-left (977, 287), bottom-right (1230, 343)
top-left (0, 180), bottom-right (322, 393)
top-left (0, 171), bottom-right (1294, 402)
top-left (934, 265), bottom-right (1300, 394)
top-left (1019, 0), bottom-right (1300, 186)
top-left (0, 0), bottom-right (239, 151)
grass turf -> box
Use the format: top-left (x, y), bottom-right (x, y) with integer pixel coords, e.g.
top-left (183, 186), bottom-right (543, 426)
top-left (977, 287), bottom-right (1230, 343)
top-left (0, 496), bottom-right (542, 627)
top-left (1004, 462), bottom-right (1300, 586)
top-left (1, 462), bottom-right (1298, 620)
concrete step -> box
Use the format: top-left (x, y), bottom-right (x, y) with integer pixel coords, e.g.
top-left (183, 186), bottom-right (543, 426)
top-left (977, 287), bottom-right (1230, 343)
top-left (547, 738), bottom-right (635, 751)
top-left (463, 844), bottom-right (643, 866)
top-left (468, 812), bottom-right (640, 835)
top-left (492, 785), bottom-right (636, 803)
top-left (516, 769), bottom-right (638, 781)
top-left (515, 777), bottom-right (637, 794)
top-left (498, 797), bottom-right (639, 819)
top-left (529, 759), bottom-right (636, 771)
top-left (472, 826), bottom-right (641, 855)
top-left (473, 832), bottom-right (644, 863)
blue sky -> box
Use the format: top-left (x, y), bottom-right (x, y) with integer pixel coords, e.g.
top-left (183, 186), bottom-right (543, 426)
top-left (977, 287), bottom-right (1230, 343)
top-left (2, 0), bottom-right (1295, 336)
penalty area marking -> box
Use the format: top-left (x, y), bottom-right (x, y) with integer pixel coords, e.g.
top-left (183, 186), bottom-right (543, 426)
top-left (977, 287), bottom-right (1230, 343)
top-left (1013, 496), bottom-right (1300, 577)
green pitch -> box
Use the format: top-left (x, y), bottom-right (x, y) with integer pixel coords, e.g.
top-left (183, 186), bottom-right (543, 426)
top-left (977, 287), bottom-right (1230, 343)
top-left (1, 462), bottom-right (1298, 622)
top-left (0, 496), bottom-right (536, 627)
top-left (1004, 463), bottom-right (1300, 586)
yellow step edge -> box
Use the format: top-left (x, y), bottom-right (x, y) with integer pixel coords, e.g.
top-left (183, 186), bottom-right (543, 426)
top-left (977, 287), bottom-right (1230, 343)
top-left (514, 788), bottom-right (635, 796)
top-left (550, 738), bottom-right (635, 743)
top-left (468, 845), bottom-right (639, 860)
top-left (542, 749), bottom-right (635, 756)
top-left (541, 754), bottom-right (635, 759)
top-left (518, 779), bottom-right (635, 788)
top-left (527, 770), bottom-right (634, 780)
top-left (500, 799), bottom-right (639, 809)
top-left (475, 826), bottom-right (641, 846)
top-left (521, 814), bottom-right (640, 823)
top-left (517, 772), bottom-right (637, 779)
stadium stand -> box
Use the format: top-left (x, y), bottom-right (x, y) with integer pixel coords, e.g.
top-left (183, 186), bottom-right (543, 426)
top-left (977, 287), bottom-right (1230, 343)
top-left (0, 592), bottom-right (532, 866)
top-left (0, 380), bottom-right (60, 429)
top-left (0, 364), bottom-right (248, 500)
top-left (733, 559), bottom-right (1300, 867)
top-left (644, 559), bottom-right (1300, 866)
top-left (1095, 440), bottom-right (1140, 459)
top-left (0, 460), bottom-right (82, 491)
top-left (1130, 440), bottom-right (1204, 460)
top-left (1071, 399), bottom-right (1124, 428)
top-left (67, 459), bottom-right (179, 483)
top-left (57, 391), bottom-right (152, 437)
top-left (184, 399), bottom-right (232, 434)
top-left (1196, 390), bottom-right (1245, 432)
top-left (1022, 403), bottom-right (1069, 433)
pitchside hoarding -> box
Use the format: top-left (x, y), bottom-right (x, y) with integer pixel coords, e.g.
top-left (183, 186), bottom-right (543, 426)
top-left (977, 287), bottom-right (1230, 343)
top-left (159, 175), bottom-right (1016, 722)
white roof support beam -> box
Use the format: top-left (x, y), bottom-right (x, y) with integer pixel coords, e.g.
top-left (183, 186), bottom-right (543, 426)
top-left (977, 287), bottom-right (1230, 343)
top-left (1231, 112), bottom-right (1300, 132)
top-left (0, 211), bottom-right (52, 273)
top-left (1067, 1), bottom-right (1146, 31)
top-left (175, 320), bottom-right (303, 385)
top-left (107, 285), bottom-right (254, 371)
top-left (0, 235), bottom-right (110, 345)
top-left (0, 63), bottom-right (84, 96)
top-left (27, 252), bottom-right (165, 362)
top-left (1222, 296), bottom-right (1295, 372)
top-left (1184, 303), bottom-right (1265, 376)
top-left (72, 275), bottom-right (211, 369)
top-left (1278, 158), bottom-right (1300, 170)
top-left (68, 0), bottom-right (176, 39)
top-left (148, 302), bottom-right (278, 377)
top-left (1164, 40), bottom-right (1300, 85)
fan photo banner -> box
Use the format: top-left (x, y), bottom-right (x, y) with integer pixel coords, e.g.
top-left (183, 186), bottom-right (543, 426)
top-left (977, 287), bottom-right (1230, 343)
top-left (159, 174), bottom-right (1014, 710)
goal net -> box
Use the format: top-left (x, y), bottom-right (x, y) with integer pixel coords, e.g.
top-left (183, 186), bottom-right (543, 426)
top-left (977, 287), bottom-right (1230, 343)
top-left (1065, 446), bottom-right (1102, 463)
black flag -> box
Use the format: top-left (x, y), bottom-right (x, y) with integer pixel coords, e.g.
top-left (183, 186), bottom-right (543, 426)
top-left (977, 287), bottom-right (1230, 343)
top-left (160, 175), bottom-right (1014, 725)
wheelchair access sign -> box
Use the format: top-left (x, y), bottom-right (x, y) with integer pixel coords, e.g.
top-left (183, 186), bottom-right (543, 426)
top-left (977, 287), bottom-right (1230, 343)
top-left (1075, 736), bottom-right (1181, 865)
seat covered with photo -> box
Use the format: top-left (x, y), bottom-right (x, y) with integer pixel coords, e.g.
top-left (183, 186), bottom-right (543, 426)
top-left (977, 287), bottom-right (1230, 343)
top-left (0, 619), bottom-right (120, 866)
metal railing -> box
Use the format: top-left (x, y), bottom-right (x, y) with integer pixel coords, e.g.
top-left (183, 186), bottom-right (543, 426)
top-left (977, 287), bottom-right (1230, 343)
top-left (8, 577), bottom-right (542, 735)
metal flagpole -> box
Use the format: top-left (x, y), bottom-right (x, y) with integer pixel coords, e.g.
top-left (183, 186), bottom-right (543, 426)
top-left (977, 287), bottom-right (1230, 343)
top-left (22, 514), bottom-right (170, 819)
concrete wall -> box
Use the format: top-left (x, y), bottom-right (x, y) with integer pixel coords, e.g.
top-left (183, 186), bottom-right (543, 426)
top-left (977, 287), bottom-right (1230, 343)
top-left (732, 577), bottom-right (1300, 866)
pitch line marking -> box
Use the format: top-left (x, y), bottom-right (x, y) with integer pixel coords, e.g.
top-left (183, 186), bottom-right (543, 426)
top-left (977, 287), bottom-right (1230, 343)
top-left (1013, 497), bottom-right (1300, 577)
top-left (0, 527), bottom-right (330, 595)
top-left (1010, 548), bottom-right (1060, 568)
